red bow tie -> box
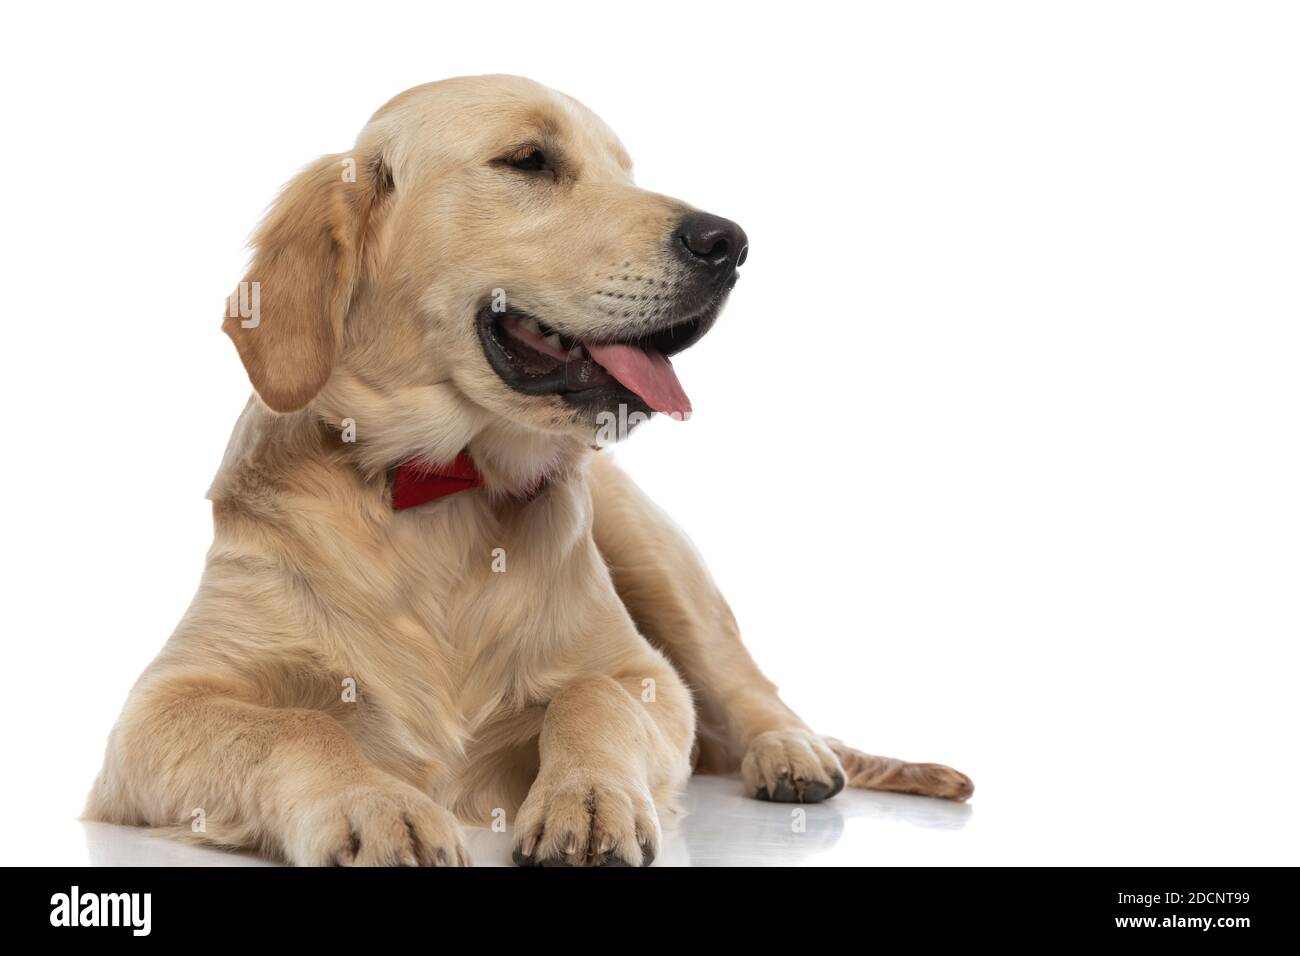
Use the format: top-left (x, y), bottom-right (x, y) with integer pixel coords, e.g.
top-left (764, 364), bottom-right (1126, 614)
top-left (391, 453), bottom-right (484, 511)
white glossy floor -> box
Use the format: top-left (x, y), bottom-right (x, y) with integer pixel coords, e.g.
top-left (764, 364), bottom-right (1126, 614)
top-left (75, 775), bottom-right (973, 867)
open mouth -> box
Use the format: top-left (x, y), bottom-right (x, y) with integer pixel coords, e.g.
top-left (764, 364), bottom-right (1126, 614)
top-left (476, 303), bottom-right (720, 419)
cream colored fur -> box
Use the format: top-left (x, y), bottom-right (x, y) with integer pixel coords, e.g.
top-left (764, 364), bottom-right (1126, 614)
top-left (86, 75), bottom-right (971, 867)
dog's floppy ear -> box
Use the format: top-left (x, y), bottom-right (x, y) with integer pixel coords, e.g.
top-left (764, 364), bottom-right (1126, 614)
top-left (222, 152), bottom-right (391, 413)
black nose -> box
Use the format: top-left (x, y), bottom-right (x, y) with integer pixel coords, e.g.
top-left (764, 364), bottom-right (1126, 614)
top-left (675, 212), bottom-right (749, 272)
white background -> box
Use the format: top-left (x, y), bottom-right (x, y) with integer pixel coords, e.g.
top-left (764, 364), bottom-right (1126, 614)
top-left (1, 1), bottom-right (1297, 865)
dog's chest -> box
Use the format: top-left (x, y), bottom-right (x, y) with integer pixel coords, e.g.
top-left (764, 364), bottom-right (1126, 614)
top-left (393, 486), bottom-right (595, 637)
top-left (350, 483), bottom-right (611, 760)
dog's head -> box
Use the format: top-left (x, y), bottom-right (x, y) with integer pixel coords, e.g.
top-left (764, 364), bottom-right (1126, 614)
top-left (222, 75), bottom-right (746, 467)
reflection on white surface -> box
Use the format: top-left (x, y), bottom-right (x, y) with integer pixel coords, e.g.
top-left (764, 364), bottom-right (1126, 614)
top-left (681, 775), bottom-right (971, 866)
top-left (80, 774), bottom-right (972, 867)
top-left (83, 822), bottom-right (279, 867)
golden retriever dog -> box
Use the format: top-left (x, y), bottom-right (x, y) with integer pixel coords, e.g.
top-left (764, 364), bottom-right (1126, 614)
top-left (86, 75), bottom-right (972, 866)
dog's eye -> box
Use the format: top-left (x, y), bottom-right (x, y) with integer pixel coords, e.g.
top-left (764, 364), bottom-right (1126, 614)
top-left (503, 146), bottom-right (548, 173)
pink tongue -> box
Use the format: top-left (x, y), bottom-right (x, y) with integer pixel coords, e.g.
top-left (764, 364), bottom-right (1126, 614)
top-left (585, 342), bottom-right (692, 419)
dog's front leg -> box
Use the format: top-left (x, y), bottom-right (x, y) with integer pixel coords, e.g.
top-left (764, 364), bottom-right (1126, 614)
top-left (87, 676), bottom-right (470, 866)
top-left (511, 662), bottom-right (694, 867)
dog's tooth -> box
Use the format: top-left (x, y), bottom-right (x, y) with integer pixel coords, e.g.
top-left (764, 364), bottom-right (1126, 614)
top-left (567, 344), bottom-right (584, 361)
top-left (545, 333), bottom-right (562, 349)
top-left (521, 317), bottom-right (541, 334)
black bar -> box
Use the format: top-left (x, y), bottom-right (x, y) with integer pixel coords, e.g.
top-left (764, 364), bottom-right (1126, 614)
top-left (9, 866), bottom-right (1291, 942)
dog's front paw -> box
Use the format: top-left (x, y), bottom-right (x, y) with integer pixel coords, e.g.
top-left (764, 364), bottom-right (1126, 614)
top-left (289, 775), bottom-right (470, 867)
top-left (512, 773), bottom-right (660, 867)
top-left (742, 729), bottom-right (846, 803)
